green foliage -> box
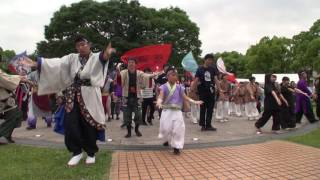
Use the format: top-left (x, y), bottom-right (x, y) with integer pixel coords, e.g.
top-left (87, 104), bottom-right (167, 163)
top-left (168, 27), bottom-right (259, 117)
top-left (226, 19), bottom-right (320, 78)
top-left (215, 51), bottom-right (246, 77)
top-left (33, 0), bottom-right (320, 76)
top-left (245, 36), bottom-right (292, 76)
top-left (0, 49), bottom-right (16, 62)
top-left (0, 144), bottom-right (112, 180)
top-left (36, 0), bottom-right (202, 68)
top-left (0, 48), bottom-right (16, 73)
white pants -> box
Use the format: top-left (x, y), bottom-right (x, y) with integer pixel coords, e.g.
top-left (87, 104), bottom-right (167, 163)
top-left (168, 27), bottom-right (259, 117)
top-left (235, 104), bottom-right (242, 117)
top-left (190, 103), bottom-right (199, 123)
top-left (215, 101), bottom-right (229, 120)
top-left (228, 102), bottom-right (236, 115)
top-left (245, 102), bottom-right (259, 119)
top-left (159, 109), bottom-right (185, 149)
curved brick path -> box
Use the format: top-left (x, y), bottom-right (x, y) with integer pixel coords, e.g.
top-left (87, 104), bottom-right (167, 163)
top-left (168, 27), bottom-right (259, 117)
top-left (110, 141), bottom-right (320, 180)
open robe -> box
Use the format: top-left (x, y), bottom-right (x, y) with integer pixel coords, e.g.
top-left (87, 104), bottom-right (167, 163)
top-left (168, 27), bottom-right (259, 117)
top-left (37, 52), bottom-right (109, 128)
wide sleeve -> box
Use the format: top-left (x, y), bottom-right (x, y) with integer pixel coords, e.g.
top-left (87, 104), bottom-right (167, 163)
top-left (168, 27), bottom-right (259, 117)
top-left (37, 54), bottom-right (73, 95)
top-left (0, 69), bottom-right (20, 91)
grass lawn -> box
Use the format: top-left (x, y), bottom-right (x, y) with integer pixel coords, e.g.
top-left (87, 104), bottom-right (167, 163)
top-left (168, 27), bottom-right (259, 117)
top-left (287, 127), bottom-right (320, 148)
top-left (0, 144), bottom-right (112, 180)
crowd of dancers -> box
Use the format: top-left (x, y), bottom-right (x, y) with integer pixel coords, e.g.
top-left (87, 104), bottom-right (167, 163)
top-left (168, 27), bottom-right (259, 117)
top-left (1, 35), bottom-right (320, 166)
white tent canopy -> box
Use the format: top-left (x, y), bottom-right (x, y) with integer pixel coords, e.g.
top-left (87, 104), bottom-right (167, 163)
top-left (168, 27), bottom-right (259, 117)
top-left (236, 78), bottom-right (249, 82)
top-left (252, 74), bottom-right (299, 84)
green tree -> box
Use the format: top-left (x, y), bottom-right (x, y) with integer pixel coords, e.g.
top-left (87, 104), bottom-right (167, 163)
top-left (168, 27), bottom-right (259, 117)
top-left (0, 48), bottom-right (15, 73)
top-left (245, 36), bottom-right (292, 76)
top-left (36, 0), bottom-right (201, 68)
top-left (291, 19), bottom-right (320, 74)
top-left (1, 49), bottom-right (16, 62)
top-left (215, 51), bottom-right (247, 78)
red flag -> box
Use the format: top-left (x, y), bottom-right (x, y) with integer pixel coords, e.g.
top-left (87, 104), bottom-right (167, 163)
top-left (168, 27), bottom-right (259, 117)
top-left (121, 44), bottom-right (172, 71)
top-left (227, 73), bottom-right (238, 84)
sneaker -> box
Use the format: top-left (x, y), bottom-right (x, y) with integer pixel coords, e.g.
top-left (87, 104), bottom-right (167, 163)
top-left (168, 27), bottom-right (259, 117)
top-left (135, 130), bottom-right (142, 137)
top-left (163, 141), bottom-right (169, 146)
top-left (26, 126), bottom-right (36, 130)
top-left (206, 126), bottom-right (217, 131)
top-left (67, 153), bottom-right (83, 166)
top-left (256, 129), bottom-right (262, 135)
top-left (272, 130), bottom-right (285, 134)
top-left (224, 119), bottom-right (229, 122)
top-left (192, 118), bottom-right (198, 124)
top-left (85, 156), bottom-right (95, 165)
top-left (220, 119), bottom-right (224, 123)
top-left (310, 119), bottom-right (319, 124)
top-left (173, 148), bottom-right (180, 155)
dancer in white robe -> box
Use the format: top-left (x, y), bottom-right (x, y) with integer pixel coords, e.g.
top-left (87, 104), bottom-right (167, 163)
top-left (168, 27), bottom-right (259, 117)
top-left (156, 66), bottom-right (203, 155)
top-left (21, 35), bottom-right (115, 166)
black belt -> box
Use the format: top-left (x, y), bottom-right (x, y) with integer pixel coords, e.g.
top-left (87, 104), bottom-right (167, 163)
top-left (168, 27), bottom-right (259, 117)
top-left (74, 79), bottom-right (91, 87)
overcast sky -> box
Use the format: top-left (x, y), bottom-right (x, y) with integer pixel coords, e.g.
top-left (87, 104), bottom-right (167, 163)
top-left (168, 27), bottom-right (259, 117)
top-left (0, 0), bottom-right (319, 55)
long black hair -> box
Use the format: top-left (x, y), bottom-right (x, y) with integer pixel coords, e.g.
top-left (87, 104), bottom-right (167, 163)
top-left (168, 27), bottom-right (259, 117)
top-left (264, 73), bottom-right (272, 87)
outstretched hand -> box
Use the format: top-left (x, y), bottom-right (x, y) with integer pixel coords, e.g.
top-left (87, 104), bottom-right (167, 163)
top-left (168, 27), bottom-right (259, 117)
top-left (195, 100), bottom-right (204, 105)
top-left (103, 42), bottom-right (116, 60)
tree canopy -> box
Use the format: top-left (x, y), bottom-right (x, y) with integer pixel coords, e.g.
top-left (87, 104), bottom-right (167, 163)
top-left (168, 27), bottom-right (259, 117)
top-left (1, 1), bottom-right (319, 78)
top-left (36, 0), bottom-right (202, 68)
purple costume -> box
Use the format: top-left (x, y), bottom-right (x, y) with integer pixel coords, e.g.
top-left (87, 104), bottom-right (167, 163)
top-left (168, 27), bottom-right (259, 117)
top-left (295, 79), bottom-right (311, 114)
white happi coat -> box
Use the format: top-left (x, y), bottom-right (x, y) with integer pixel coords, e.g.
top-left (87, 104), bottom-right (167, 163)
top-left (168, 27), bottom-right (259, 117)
top-left (37, 52), bottom-right (108, 125)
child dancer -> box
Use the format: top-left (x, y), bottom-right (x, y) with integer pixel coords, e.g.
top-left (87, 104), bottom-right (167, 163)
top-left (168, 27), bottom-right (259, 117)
top-left (156, 66), bottom-right (203, 155)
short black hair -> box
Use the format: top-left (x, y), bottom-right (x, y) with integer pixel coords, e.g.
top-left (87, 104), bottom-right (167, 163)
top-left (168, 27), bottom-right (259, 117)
top-left (282, 76), bottom-right (290, 81)
top-left (128, 58), bottom-right (137, 64)
top-left (249, 76), bottom-right (255, 82)
top-left (298, 70), bottom-right (307, 77)
top-left (165, 65), bottom-right (177, 75)
top-left (204, 54), bottom-right (214, 60)
top-left (74, 35), bottom-right (89, 44)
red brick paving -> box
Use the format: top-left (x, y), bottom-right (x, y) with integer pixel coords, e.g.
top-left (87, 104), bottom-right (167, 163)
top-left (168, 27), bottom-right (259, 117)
top-left (109, 141), bottom-right (320, 179)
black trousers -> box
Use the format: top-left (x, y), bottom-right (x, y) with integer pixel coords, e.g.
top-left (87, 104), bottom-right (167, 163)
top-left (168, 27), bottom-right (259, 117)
top-left (0, 107), bottom-right (22, 138)
top-left (199, 94), bottom-right (215, 127)
top-left (142, 98), bottom-right (155, 123)
top-left (296, 100), bottom-right (317, 123)
top-left (21, 99), bottom-right (29, 121)
top-left (64, 100), bottom-right (98, 156)
top-left (316, 95), bottom-right (320, 119)
top-left (280, 103), bottom-right (296, 129)
top-left (255, 108), bottom-right (280, 131)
